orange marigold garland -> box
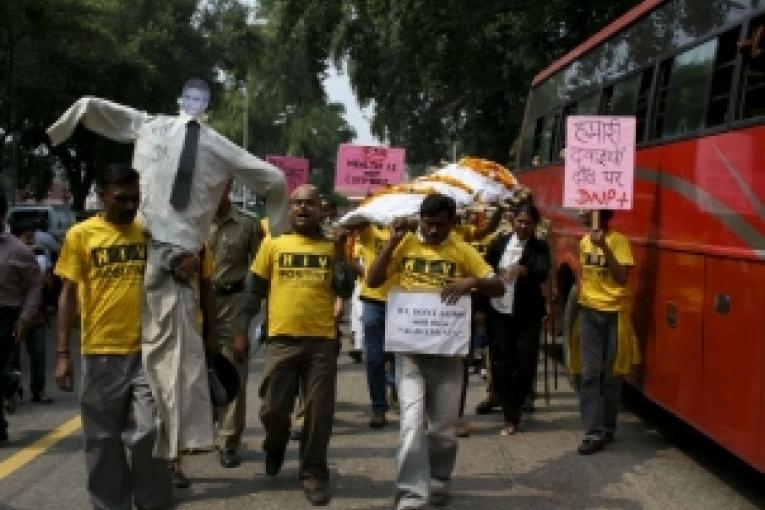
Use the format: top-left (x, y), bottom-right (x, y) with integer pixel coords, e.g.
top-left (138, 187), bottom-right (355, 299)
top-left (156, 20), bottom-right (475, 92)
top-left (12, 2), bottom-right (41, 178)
top-left (458, 157), bottom-right (517, 189)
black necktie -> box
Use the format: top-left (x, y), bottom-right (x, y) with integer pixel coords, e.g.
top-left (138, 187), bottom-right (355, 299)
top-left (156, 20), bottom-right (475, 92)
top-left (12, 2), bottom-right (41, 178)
top-left (170, 120), bottom-right (200, 210)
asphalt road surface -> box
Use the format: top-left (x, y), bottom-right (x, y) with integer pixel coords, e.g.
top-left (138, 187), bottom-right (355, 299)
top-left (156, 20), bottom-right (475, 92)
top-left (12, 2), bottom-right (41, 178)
top-left (1, 328), bottom-right (763, 509)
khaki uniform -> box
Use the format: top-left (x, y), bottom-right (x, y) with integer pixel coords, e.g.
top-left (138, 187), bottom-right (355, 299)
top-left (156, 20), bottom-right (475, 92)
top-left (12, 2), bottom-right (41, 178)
top-left (209, 208), bottom-right (262, 449)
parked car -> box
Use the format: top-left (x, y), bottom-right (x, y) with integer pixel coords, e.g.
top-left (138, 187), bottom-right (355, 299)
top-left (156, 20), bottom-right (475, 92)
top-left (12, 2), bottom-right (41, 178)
top-left (6, 205), bottom-right (76, 243)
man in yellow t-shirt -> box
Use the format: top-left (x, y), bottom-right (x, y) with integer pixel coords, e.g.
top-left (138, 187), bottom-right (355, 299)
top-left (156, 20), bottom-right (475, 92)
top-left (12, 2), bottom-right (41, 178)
top-left (54, 164), bottom-right (172, 510)
top-left (352, 222), bottom-right (397, 427)
top-left (367, 193), bottom-right (504, 510)
top-left (576, 209), bottom-right (634, 455)
top-left (240, 184), bottom-right (353, 506)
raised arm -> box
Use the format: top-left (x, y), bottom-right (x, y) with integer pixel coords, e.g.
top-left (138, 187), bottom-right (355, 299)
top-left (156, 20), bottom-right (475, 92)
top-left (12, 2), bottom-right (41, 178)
top-left (367, 219), bottom-right (408, 289)
top-left (47, 96), bottom-right (149, 146)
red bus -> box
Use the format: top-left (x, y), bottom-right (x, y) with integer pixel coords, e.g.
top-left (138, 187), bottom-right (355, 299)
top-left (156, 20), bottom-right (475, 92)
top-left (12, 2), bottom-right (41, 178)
top-left (516, 0), bottom-right (765, 472)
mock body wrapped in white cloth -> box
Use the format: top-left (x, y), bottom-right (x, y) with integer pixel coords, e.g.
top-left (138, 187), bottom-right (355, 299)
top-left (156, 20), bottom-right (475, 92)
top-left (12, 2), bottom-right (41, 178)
top-left (337, 160), bottom-right (519, 227)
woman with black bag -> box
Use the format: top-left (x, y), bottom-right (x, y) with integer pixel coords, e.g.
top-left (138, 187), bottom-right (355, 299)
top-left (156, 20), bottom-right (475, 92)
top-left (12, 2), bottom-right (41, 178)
top-left (484, 202), bottom-right (550, 435)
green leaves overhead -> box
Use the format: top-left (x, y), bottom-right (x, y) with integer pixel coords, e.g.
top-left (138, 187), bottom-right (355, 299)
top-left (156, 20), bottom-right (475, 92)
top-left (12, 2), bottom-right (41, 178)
top-left (258, 0), bottom-right (636, 167)
top-left (0, 0), bottom-right (354, 206)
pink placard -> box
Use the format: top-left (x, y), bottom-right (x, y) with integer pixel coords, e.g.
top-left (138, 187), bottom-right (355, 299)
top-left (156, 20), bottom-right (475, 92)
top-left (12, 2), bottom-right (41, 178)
top-left (334, 143), bottom-right (405, 196)
top-left (266, 155), bottom-right (310, 194)
top-left (563, 116), bottom-right (635, 210)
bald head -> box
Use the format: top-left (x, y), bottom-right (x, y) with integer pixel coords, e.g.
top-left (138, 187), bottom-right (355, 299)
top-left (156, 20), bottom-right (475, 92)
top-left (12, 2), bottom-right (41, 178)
top-left (291, 184), bottom-right (319, 201)
top-left (289, 184), bottom-right (322, 236)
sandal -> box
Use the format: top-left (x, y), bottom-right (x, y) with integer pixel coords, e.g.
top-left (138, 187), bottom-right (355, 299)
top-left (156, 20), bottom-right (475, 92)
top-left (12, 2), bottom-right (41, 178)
top-left (500, 424), bottom-right (516, 436)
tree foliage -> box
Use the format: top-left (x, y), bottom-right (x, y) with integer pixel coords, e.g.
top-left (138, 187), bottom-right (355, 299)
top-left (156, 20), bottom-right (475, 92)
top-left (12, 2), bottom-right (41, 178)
top-left (259, 0), bottom-right (637, 167)
top-left (0, 0), bottom-right (354, 208)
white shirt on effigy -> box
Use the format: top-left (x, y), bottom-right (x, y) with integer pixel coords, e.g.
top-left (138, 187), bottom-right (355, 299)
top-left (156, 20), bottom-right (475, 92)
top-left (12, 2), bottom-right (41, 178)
top-left (490, 234), bottom-right (526, 315)
top-left (47, 97), bottom-right (289, 252)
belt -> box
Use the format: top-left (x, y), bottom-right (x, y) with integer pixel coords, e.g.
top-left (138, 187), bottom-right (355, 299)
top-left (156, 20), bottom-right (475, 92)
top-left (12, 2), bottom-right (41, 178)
top-left (359, 296), bottom-right (386, 305)
top-left (214, 279), bottom-right (245, 295)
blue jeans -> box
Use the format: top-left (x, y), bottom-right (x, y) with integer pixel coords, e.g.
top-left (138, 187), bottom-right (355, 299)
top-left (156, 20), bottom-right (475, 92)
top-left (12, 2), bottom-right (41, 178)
top-left (362, 300), bottom-right (389, 413)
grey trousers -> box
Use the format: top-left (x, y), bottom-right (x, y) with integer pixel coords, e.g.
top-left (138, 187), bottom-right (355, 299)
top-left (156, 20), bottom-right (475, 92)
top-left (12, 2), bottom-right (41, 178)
top-left (579, 306), bottom-right (623, 439)
top-left (81, 353), bottom-right (172, 510)
top-left (142, 240), bottom-right (214, 459)
top-left (394, 354), bottom-right (463, 510)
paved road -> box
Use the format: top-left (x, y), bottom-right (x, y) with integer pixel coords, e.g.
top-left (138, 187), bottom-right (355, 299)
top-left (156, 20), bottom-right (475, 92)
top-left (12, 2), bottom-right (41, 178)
top-left (1, 329), bottom-right (763, 509)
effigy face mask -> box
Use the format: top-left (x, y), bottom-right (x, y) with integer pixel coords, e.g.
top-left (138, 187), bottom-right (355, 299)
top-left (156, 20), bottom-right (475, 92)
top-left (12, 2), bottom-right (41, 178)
top-left (179, 87), bottom-right (209, 117)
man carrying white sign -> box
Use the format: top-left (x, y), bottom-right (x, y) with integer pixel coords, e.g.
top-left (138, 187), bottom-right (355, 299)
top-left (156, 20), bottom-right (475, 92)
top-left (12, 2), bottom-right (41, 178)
top-left (367, 193), bottom-right (503, 510)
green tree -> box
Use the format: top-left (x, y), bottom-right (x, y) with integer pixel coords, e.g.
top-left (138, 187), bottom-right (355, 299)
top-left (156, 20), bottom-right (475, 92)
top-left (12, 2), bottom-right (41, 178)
top-left (256, 0), bottom-right (638, 167)
top-left (1, 0), bottom-right (262, 209)
top-left (211, 1), bottom-right (355, 197)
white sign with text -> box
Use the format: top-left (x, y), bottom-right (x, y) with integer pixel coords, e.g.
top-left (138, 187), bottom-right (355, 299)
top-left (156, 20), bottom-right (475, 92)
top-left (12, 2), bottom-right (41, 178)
top-left (384, 291), bottom-right (471, 355)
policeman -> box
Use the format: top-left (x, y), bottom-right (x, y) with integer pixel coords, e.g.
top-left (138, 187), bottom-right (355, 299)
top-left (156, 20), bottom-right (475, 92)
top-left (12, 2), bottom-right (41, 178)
top-left (209, 179), bottom-right (263, 468)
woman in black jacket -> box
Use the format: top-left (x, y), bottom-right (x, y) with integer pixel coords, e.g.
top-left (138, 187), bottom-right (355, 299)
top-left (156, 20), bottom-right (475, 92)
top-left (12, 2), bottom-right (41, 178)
top-left (483, 202), bottom-right (550, 435)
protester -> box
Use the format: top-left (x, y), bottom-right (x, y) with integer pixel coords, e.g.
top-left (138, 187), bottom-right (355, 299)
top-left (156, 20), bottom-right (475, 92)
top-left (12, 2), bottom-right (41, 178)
top-left (367, 193), bottom-right (504, 510)
top-left (355, 221), bottom-right (395, 428)
top-left (241, 184), bottom-right (353, 506)
top-left (575, 209), bottom-right (634, 455)
top-left (54, 164), bottom-right (172, 510)
top-left (209, 179), bottom-right (262, 468)
top-left (0, 195), bottom-right (42, 444)
top-left (10, 218), bottom-right (54, 404)
top-left (483, 202), bottom-right (550, 435)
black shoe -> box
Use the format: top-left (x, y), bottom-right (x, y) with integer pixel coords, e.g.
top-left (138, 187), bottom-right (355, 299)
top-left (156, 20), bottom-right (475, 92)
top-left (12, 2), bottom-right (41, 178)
top-left (429, 491), bottom-right (450, 507)
top-left (290, 428), bottom-right (302, 441)
top-left (265, 448), bottom-right (285, 476)
top-left (577, 437), bottom-right (604, 455)
top-left (602, 431), bottom-right (614, 444)
top-left (349, 350), bottom-right (363, 363)
top-left (0, 428), bottom-right (7, 445)
top-left (304, 486), bottom-right (330, 506)
top-left (475, 400), bottom-right (498, 415)
top-left (219, 448), bottom-right (241, 468)
top-left (171, 469), bottom-right (191, 488)
top-left (31, 393), bottom-right (54, 404)
top-left (368, 411), bottom-right (386, 428)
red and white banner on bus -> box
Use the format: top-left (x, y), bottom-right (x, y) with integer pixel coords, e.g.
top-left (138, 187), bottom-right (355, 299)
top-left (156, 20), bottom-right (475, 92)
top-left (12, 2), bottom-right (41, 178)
top-left (266, 155), bottom-right (310, 194)
top-left (563, 116), bottom-right (636, 210)
top-left (334, 143), bottom-right (405, 197)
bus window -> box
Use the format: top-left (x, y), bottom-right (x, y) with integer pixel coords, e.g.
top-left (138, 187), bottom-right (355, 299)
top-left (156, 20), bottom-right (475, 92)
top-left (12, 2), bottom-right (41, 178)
top-left (602, 68), bottom-right (654, 143)
top-left (658, 38), bottom-right (719, 138)
top-left (707, 27), bottom-right (741, 126)
top-left (574, 92), bottom-right (601, 115)
top-left (739, 18), bottom-right (765, 119)
top-left (634, 68), bottom-right (654, 143)
top-left (603, 74), bottom-right (641, 116)
top-left (530, 112), bottom-right (561, 166)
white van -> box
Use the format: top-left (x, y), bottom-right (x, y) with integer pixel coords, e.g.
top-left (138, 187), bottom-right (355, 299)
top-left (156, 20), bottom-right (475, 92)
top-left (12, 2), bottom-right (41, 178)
top-left (6, 205), bottom-right (76, 242)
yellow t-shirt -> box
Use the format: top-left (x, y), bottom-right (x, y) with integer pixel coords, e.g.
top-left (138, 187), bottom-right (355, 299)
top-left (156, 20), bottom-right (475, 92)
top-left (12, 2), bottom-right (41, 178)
top-left (251, 233), bottom-right (336, 339)
top-left (358, 224), bottom-right (392, 301)
top-left (55, 215), bottom-right (147, 355)
top-left (386, 233), bottom-right (493, 291)
top-left (470, 230), bottom-right (498, 256)
top-left (579, 231), bottom-right (634, 311)
top-left (452, 224), bottom-right (475, 242)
